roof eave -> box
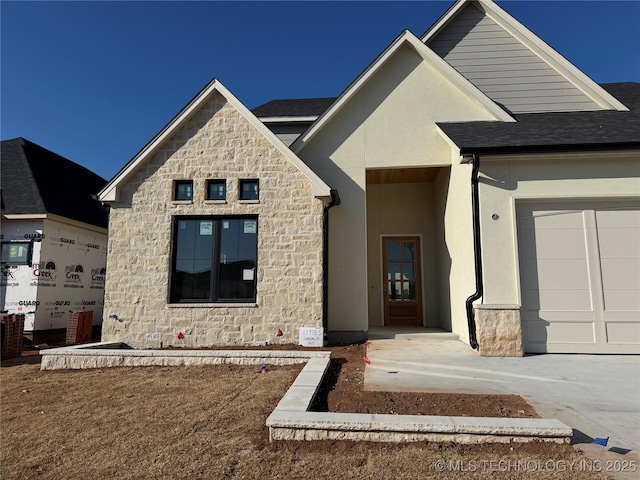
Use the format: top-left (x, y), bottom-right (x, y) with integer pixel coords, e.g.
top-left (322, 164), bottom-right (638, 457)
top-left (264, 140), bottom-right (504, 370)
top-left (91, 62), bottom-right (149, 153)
top-left (258, 116), bottom-right (319, 124)
top-left (458, 142), bottom-right (640, 156)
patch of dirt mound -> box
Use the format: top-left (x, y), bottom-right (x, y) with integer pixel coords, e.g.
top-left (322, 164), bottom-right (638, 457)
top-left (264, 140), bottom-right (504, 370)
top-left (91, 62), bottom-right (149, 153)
top-left (312, 344), bottom-right (538, 418)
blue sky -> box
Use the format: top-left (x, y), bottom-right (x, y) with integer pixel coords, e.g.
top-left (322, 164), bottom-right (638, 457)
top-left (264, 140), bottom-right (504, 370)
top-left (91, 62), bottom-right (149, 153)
top-left (2, 1), bottom-right (639, 180)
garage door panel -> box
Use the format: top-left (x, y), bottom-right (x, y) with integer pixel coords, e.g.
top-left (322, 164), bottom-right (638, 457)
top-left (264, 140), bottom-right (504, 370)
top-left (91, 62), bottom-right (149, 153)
top-left (596, 207), bottom-right (640, 314)
top-left (523, 288), bottom-right (592, 311)
top-left (596, 228), bottom-right (640, 258)
top-left (605, 322), bottom-right (640, 345)
top-left (522, 258), bottom-right (590, 291)
top-left (518, 201), bottom-right (640, 354)
top-left (519, 228), bottom-right (587, 259)
top-left (603, 288), bottom-right (640, 311)
top-left (525, 319), bottom-right (596, 344)
top-left (600, 259), bottom-right (640, 291)
top-left (595, 208), bottom-right (640, 228)
top-left (522, 310), bottom-right (596, 322)
top-left (521, 210), bottom-right (585, 230)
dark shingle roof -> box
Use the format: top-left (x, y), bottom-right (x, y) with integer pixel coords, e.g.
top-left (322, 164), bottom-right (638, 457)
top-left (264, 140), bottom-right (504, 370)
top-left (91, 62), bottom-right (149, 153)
top-left (437, 83), bottom-right (640, 154)
top-left (1, 138), bottom-right (108, 228)
top-left (252, 97), bottom-right (337, 118)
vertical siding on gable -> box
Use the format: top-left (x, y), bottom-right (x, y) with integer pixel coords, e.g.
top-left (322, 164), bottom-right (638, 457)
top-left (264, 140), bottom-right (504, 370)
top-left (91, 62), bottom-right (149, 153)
top-left (427, 4), bottom-right (602, 114)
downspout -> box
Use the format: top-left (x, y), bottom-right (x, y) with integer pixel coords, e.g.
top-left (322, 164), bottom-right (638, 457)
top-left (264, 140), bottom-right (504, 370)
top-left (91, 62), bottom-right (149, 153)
top-left (322, 190), bottom-right (340, 342)
top-left (465, 153), bottom-right (481, 350)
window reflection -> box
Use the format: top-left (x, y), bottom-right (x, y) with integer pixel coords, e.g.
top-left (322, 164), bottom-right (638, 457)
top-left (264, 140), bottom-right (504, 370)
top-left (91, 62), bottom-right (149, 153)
top-left (386, 240), bottom-right (417, 301)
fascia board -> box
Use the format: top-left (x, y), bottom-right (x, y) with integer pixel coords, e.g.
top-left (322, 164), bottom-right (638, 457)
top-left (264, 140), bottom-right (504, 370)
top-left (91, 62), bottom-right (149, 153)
top-left (424, 0), bottom-right (628, 112)
top-left (2, 214), bottom-right (47, 220)
top-left (2, 214), bottom-right (107, 234)
top-left (259, 116), bottom-right (319, 123)
top-left (421, 0), bottom-right (466, 42)
top-left (292, 29), bottom-right (513, 154)
top-left (480, 149), bottom-right (640, 164)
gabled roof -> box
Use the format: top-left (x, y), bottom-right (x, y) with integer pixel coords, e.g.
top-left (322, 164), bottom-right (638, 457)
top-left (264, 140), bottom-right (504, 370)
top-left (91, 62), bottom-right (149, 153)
top-left (437, 83), bottom-right (640, 154)
top-left (1, 137), bottom-right (108, 229)
top-left (252, 97), bottom-right (336, 120)
top-left (99, 79), bottom-right (332, 201)
top-left (422, 0), bottom-right (628, 113)
top-left (291, 29), bottom-right (515, 154)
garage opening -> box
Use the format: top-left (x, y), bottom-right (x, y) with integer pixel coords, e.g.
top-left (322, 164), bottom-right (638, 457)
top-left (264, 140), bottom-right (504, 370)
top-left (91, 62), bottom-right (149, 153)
top-left (517, 200), bottom-right (640, 354)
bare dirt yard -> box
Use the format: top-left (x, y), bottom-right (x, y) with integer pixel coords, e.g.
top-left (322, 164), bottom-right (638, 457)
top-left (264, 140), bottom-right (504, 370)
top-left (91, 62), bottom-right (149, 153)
top-left (1, 346), bottom-right (607, 479)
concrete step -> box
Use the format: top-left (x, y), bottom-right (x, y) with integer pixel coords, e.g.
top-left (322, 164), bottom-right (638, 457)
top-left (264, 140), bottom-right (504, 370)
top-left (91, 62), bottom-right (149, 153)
top-left (368, 327), bottom-right (460, 341)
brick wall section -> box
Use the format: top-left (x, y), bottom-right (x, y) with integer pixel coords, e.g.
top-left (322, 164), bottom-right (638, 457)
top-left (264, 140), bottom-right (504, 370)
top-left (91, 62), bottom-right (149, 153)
top-left (1, 314), bottom-right (24, 359)
top-left (66, 311), bottom-right (93, 345)
top-left (102, 92), bottom-right (325, 348)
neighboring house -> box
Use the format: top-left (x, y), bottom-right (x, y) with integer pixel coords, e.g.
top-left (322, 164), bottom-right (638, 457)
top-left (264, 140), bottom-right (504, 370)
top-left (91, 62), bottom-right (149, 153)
top-left (1, 138), bottom-right (109, 342)
top-left (98, 0), bottom-right (639, 355)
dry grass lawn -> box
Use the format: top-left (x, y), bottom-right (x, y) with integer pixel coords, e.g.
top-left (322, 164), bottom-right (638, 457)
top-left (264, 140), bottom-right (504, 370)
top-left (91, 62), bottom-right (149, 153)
top-left (1, 354), bottom-right (607, 479)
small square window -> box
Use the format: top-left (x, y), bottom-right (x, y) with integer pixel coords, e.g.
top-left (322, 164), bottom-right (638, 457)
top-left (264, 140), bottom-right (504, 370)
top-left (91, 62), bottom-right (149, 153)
top-left (174, 180), bottom-right (193, 201)
top-left (239, 179), bottom-right (259, 200)
top-left (207, 180), bottom-right (226, 200)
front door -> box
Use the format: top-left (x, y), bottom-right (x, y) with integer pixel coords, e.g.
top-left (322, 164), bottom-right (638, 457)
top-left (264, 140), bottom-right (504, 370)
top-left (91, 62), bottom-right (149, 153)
top-left (383, 237), bottom-right (423, 326)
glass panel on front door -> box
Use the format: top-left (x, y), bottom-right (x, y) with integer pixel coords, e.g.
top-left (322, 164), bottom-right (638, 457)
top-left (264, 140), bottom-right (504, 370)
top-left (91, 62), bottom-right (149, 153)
top-left (383, 237), bottom-right (422, 326)
top-left (386, 241), bottom-right (416, 301)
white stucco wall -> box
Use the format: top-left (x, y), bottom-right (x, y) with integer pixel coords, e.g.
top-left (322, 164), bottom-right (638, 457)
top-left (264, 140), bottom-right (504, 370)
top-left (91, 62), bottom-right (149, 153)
top-left (366, 182), bottom-right (438, 327)
top-left (298, 43), bottom-right (500, 335)
top-left (479, 152), bottom-right (640, 306)
top-left (434, 168), bottom-right (451, 331)
top-left (443, 160), bottom-right (476, 344)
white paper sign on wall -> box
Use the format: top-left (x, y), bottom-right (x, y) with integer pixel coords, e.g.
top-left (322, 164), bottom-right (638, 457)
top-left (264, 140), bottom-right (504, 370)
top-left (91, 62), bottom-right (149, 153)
top-left (299, 327), bottom-right (323, 347)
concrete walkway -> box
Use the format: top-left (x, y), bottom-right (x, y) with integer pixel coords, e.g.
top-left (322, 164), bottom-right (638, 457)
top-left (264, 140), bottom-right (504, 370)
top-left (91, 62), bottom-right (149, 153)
top-left (365, 328), bottom-right (640, 477)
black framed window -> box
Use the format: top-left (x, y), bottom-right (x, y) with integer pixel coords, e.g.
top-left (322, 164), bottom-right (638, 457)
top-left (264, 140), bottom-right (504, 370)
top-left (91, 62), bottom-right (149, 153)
top-left (207, 180), bottom-right (226, 200)
top-left (1, 241), bottom-right (33, 265)
top-left (174, 180), bottom-right (193, 201)
top-left (239, 179), bottom-right (259, 200)
top-left (170, 216), bottom-right (257, 303)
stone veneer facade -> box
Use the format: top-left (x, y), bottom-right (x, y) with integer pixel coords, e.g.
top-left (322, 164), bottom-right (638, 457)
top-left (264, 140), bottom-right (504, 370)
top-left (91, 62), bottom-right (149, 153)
top-left (102, 92), bottom-right (326, 348)
top-left (474, 305), bottom-right (524, 357)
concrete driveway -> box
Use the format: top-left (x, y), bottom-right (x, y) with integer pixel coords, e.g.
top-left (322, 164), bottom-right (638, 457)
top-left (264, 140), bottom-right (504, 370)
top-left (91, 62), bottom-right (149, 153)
top-left (365, 328), bottom-right (640, 476)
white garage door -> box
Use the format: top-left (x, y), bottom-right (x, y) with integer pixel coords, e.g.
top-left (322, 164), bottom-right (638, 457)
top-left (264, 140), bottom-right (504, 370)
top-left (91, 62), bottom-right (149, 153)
top-left (517, 200), bottom-right (640, 354)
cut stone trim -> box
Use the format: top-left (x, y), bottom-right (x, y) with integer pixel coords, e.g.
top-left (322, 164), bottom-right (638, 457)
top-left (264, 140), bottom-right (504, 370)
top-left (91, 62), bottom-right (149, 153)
top-left (40, 343), bottom-right (572, 444)
top-left (40, 343), bottom-right (328, 370)
top-left (474, 305), bottom-right (524, 357)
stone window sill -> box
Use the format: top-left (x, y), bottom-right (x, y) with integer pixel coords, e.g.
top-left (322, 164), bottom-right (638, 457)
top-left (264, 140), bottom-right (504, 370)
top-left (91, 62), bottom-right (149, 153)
top-left (172, 200), bottom-right (193, 205)
top-left (167, 303), bottom-right (258, 308)
top-left (238, 200), bottom-right (260, 204)
top-left (204, 200), bottom-right (227, 204)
